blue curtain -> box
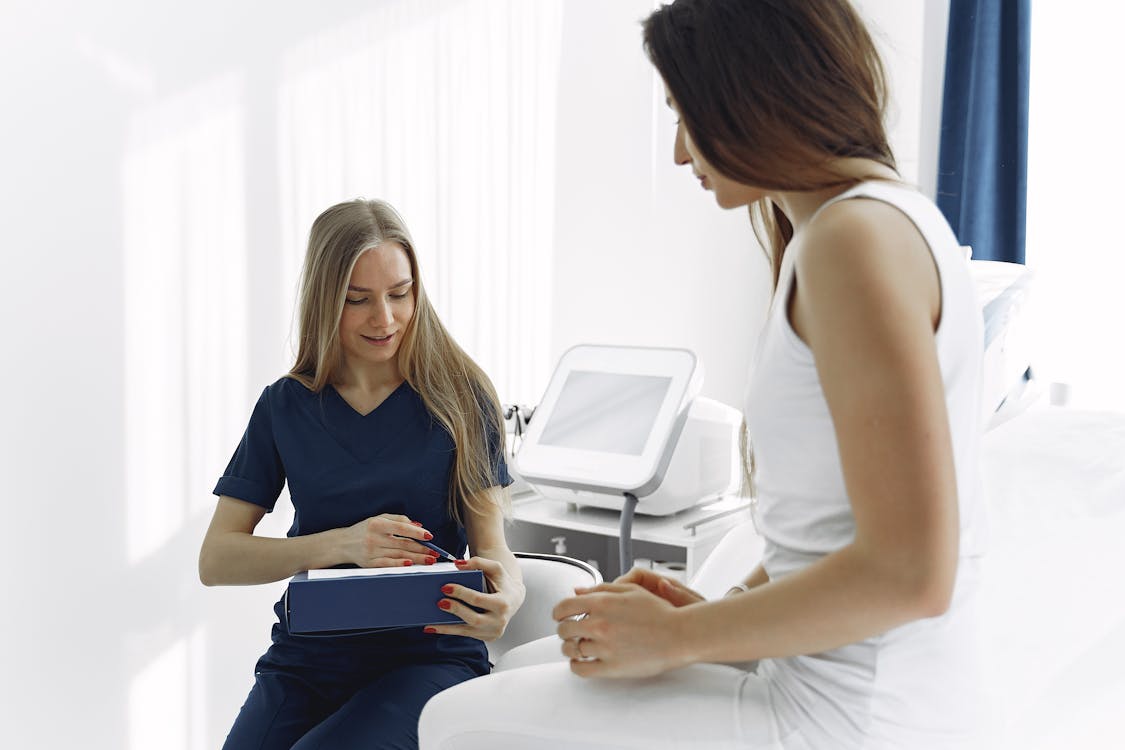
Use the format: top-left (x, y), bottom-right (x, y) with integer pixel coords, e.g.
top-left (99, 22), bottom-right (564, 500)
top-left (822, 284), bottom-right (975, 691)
top-left (936, 0), bottom-right (1031, 264)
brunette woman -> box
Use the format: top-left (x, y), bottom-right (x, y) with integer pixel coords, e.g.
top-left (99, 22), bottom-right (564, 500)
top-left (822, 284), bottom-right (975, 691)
top-left (420, 2), bottom-right (991, 747)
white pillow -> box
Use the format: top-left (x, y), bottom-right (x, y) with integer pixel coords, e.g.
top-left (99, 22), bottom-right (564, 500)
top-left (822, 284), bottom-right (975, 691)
top-left (968, 259), bottom-right (1035, 423)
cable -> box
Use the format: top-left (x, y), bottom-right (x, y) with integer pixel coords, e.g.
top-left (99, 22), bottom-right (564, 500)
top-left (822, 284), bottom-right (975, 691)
top-left (502, 404), bottom-right (521, 458)
top-left (619, 492), bottom-right (639, 576)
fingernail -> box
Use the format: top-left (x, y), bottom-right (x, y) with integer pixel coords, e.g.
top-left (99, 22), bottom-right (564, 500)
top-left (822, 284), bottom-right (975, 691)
top-left (423, 532), bottom-right (433, 540)
top-left (441, 584), bottom-right (454, 594)
top-left (425, 556), bottom-right (437, 565)
top-left (423, 627), bottom-right (437, 633)
top-left (454, 560), bottom-right (468, 566)
top-left (438, 600), bottom-right (452, 610)
top-left (412, 521), bottom-right (423, 526)
top-left (403, 560), bottom-right (413, 566)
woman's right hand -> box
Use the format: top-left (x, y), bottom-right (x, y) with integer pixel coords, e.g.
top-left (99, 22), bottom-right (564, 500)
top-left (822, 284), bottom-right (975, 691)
top-left (340, 513), bottom-right (438, 568)
top-left (614, 567), bottom-right (705, 607)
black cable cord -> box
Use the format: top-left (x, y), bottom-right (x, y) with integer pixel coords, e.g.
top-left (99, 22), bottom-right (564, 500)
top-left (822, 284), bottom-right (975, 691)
top-left (502, 404), bottom-right (523, 458)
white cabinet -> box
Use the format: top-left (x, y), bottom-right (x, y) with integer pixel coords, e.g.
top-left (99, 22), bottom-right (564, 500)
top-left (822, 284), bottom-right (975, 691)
top-left (507, 491), bottom-right (753, 581)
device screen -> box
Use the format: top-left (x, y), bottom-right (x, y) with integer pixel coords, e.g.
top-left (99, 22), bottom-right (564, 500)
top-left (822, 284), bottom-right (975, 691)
top-left (537, 371), bottom-right (672, 455)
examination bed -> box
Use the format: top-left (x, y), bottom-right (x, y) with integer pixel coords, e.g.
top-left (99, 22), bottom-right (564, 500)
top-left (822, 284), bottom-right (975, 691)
top-left (426, 260), bottom-right (1125, 746)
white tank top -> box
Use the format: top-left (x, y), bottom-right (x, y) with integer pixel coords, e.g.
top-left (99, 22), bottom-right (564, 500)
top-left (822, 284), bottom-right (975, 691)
top-left (745, 181), bottom-right (992, 748)
top-left (746, 180), bottom-right (987, 579)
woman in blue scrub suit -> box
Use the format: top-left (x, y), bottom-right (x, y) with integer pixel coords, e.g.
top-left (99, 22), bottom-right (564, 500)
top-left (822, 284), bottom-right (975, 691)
top-left (199, 198), bottom-right (525, 750)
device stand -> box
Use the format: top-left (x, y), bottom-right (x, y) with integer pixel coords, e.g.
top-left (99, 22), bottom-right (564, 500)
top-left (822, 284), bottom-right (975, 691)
top-left (618, 492), bottom-right (639, 575)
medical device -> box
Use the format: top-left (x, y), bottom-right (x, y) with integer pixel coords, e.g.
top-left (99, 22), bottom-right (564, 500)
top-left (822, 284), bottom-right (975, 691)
top-left (513, 344), bottom-right (741, 572)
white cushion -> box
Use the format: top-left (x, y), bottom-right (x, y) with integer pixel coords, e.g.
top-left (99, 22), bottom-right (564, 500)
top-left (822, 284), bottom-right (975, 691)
top-left (488, 554), bottom-right (601, 664)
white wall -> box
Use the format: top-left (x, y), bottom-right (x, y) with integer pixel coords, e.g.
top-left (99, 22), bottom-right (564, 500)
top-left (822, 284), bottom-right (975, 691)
top-left (0, 5), bottom-right (372, 747)
top-left (550, 0), bottom-right (933, 409)
top-left (0, 1), bottom-right (937, 747)
top-left (1023, 3), bottom-right (1125, 411)
top-left (548, 0), bottom-right (763, 408)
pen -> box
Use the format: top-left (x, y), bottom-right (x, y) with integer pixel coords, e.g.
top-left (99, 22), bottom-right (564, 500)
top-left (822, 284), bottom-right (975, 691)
top-left (393, 534), bottom-right (460, 563)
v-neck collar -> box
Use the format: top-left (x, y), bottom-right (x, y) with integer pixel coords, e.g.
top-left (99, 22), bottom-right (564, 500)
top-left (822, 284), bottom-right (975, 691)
top-left (327, 380), bottom-right (409, 418)
top-left (317, 381), bottom-right (415, 463)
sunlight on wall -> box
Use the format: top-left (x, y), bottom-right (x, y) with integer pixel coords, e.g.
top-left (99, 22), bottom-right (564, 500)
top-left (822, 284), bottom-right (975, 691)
top-left (276, 0), bottom-right (564, 403)
top-left (1025, 4), bottom-right (1125, 413)
top-left (122, 73), bottom-right (250, 563)
top-left (128, 626), bottom-right (207, 750)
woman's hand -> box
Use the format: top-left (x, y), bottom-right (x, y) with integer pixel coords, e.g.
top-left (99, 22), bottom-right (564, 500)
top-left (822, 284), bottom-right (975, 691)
top-left (552, 582), bottom-right (692, 679)
top-left (339, 513), bottom-right (437, 568)
top-left (615, 568), bottom-right (706, 608)
top-left (424, 556), bottom-right (526, 641)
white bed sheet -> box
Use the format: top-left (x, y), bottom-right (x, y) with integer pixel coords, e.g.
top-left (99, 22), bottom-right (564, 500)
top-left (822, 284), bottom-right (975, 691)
top-left (978, 406), bottom-right (1125, 747)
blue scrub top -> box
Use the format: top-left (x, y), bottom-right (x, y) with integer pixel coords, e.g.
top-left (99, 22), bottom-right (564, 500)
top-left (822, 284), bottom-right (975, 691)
top-left (214, 376), bottom-right (511, 566)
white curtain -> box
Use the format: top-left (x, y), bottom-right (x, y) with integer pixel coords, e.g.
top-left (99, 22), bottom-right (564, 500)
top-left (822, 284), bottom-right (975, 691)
top-left (277, 0), bottom-right (563, 404)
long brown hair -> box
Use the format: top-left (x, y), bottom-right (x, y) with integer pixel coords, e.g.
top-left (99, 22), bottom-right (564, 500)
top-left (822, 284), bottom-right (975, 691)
top-left (289, 199), bottom-right (508, 523)
top-left (643, 0), bottom-right (898, 288)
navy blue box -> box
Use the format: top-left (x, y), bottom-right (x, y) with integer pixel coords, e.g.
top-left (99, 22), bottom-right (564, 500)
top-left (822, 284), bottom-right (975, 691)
top-left (285, 566), bottom-right (486, 634)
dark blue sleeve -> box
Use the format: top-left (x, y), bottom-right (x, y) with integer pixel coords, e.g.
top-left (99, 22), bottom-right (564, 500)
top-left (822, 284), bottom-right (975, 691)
top-left (213, 387), bottom-right (286, 511)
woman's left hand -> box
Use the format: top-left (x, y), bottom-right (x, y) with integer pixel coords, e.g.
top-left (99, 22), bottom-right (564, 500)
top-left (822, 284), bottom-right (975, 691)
top-left (615, 567), bottom-right (706, 608)
top-left (424, 556), bottom-right (526, 641)
top-left (553, 582), bottom-right (691, 678)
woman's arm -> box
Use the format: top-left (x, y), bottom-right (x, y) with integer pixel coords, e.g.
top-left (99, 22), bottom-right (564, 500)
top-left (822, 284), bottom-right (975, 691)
top-left (556, 201), bottom-right (960, 676)
top-left (425, 486), bottom-right (526, 641)
top-left (198, 496), bottom-right (438, 585)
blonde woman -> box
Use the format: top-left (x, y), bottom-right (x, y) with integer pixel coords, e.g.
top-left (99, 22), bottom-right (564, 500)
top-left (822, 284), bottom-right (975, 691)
top-left (199, 199), bottom-right (524, 749)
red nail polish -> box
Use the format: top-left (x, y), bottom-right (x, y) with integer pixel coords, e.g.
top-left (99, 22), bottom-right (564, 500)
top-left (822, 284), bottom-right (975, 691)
top-left (441, 584), bottom-right (454, 594)
top-left (423, 627), bottom-right (437, 633)
top-left (402, 560), bottom-right (413, 566)
top-left (438, 600), bottom-right (452, 610)
top-left (425, 556), bottom-right (437, 565)
top-left (412, 521), bottom-right (423, 526)
top-left (454, 560), bottom-right (467, 566)
top-left (423, 532), bottom-right (433, 540)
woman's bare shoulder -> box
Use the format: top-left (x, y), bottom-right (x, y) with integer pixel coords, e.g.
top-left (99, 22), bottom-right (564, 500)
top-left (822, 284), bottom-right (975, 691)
top-left (793, 195), bottom-right (941, 334)
top-left (802, 197), bottom-right (936, 296)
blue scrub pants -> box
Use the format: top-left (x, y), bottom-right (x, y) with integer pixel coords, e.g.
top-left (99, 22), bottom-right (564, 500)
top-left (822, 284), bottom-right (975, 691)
top-left (223, 610), bottom-right (490, 750)
top-left (223, 658), bottom-right (481, 750)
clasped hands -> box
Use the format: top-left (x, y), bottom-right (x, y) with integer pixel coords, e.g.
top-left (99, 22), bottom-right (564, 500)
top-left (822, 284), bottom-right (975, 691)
top-left (339, 513), bottom-right (522, 642)
top-left (553, 567), bottom-right (706, 678)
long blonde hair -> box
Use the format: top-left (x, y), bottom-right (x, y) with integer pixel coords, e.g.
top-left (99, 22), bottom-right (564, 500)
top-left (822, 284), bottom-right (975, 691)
top-left (288, 198), bottom-right (508, 523)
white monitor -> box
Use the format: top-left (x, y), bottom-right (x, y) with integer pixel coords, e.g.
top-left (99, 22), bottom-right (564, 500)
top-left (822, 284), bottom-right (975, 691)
top-left (514, 344), bottom-right (701, 496)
